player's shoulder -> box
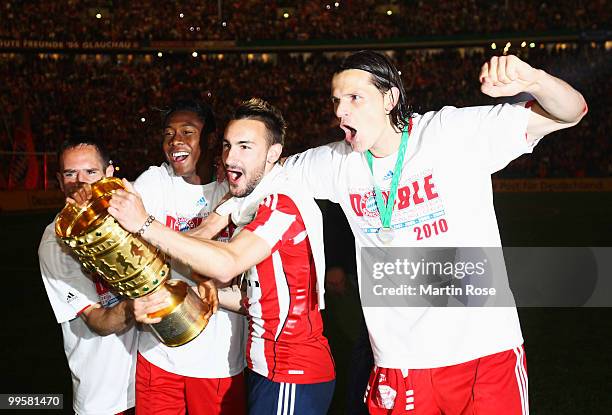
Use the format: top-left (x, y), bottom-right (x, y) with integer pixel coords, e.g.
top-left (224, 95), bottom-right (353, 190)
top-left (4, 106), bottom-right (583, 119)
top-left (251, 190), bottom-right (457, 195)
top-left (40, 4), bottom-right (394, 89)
top-left (253, 194), bottom-right (305, 227)
top-left (136, 163), bottom-right (171, 180)
top-left (201, 179), bottom-right (228, 194)
top-left (328, 139), bottom-right (352, 153)
top-left (303, 139), bottom-right (352, 154)
top-left (425, 103), bottom-right (525, 122)
top-left (39, 220), bottom-right (62, 248)
top-left (249, 193), bottom-right (304, 232)
top-left (419, 106), bottom-right (461, 123)
top-left (286, 140), bottom-right (353, 165)
top-left (38, 221), bottom-right (76, 271)
top-left (258, 193), bottom-right (298, 212)
top-left (42, 220), bottom-right (56, 237)
top-left (321, 140), bottom-right (354, 160)
top-left (134, 163), bottom-right (171, 188)
top-left (415, 105), bottom-right (497, 133)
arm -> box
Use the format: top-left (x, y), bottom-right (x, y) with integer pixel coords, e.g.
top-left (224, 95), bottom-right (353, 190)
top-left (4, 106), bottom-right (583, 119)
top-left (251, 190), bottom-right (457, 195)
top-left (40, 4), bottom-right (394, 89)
top-left (108, 180), bottom-right (270, 283)
top-left (146, 221), bottom-right (268, 283)
top-left (281, 142), bottom-right (347, 202)
top-left (40, 226), bottom-right (135, 336)
top-left (79, 300), bottom-right (134, 336)
top-left (39, 227), bottom-right (106, 327)
top-left (480, 55), bottom-right (587, 144)
top-left (186, 211), bottom-right (230, 241)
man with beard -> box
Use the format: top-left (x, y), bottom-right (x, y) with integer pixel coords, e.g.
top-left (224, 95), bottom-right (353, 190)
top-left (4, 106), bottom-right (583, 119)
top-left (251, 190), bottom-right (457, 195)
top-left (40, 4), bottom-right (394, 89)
top-left (39, 137), bottom-right (137, 415)
top-left (108, 98), bottom-right (336, 415)
top-left (130, 98), bottom-right (246, 415)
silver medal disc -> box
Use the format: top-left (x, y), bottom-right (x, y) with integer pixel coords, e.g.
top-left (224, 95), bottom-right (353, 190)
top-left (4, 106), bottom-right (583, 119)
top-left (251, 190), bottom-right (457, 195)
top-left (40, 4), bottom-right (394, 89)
top-left (377, 227), bottom-right (395, 244)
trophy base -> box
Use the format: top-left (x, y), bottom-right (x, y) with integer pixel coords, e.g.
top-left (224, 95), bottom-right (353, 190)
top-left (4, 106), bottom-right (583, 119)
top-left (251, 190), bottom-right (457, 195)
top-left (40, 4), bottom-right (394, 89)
top-left (149, 279), bottom-right (211, 347)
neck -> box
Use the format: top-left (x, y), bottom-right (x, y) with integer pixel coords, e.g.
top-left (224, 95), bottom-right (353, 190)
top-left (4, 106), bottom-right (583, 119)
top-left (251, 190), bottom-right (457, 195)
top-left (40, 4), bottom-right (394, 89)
top-left (182, 173), bottom-right (201, 185)
top-left (369, 124), bottom-right (402, 158)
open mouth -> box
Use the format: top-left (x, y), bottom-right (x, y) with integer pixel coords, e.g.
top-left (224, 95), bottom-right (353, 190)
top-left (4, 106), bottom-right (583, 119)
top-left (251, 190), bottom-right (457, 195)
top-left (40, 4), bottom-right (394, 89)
top-left (340, 124), bottom-right (357, 143)
top-left (225, 167), bottom-right (244, 184)
top-left (171, 151), bottom-right (190, 163)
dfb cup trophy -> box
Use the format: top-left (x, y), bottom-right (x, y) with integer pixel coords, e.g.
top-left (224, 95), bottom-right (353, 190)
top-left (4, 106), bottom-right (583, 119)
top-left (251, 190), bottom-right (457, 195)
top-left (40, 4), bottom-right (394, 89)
top-left (55, 177), bottom-right (211, 346)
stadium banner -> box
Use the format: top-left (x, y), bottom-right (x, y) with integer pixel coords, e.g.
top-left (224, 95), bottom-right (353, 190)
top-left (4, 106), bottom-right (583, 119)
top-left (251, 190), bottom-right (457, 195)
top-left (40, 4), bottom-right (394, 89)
top-left (0, 39), bottom-right (141, 51)
top-left (0, 31), bottom-right (588, 53)
top-left (0, 189), bottom-right (64, 212)
top-left (492, 178), bottom-right (612, 192)
top-left (0, 39), bottom-right (236, 52)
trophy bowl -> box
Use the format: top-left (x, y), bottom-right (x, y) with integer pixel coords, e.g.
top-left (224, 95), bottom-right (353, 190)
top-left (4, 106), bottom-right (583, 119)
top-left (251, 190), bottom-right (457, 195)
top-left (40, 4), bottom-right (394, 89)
top-left (148, 279), bottom-right (211, 347)
top-left (55, 177), bottom-right (211, 346)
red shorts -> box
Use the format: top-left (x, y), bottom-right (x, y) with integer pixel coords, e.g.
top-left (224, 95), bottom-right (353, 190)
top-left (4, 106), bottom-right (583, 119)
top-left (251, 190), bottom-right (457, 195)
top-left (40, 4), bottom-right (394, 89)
top-left (135, 353), bottom-right (246, 415)
top-left (364, 346), bottom-right (528, 415)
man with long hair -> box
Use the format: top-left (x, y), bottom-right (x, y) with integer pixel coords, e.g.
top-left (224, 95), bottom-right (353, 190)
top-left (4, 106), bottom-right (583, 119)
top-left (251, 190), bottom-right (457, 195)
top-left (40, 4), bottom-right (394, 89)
top-left (280, 51), bottom-right (587, 414)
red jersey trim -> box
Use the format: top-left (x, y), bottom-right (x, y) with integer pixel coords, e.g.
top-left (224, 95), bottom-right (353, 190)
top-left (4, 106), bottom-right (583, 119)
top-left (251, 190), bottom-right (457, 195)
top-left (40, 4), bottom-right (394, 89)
top-left (76, 303), bottom-right (94, 316)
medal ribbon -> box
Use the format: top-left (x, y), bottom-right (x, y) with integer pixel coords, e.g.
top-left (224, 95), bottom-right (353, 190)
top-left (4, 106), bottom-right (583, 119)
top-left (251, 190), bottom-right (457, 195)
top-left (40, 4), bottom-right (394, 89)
top-left (365, 123), bottom-right (410, 229)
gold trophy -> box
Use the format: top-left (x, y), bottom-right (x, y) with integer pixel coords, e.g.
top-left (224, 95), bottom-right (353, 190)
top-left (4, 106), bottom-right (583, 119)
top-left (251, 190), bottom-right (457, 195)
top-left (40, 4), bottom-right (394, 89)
top-left (55, 177), bottom-right (211, 347)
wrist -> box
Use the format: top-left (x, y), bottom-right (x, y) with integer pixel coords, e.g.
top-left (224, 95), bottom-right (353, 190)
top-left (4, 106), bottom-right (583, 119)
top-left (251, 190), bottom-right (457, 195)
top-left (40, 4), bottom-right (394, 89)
top-left (137, 214), bottom-right (155, 236)
top-left (524, 68), bottom-right (546, 95)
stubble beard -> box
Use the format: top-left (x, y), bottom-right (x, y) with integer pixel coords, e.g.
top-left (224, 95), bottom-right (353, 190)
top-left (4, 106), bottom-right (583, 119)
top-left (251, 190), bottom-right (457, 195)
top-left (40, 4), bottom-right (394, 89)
top-left (230, 159), bottom-right (267, 198)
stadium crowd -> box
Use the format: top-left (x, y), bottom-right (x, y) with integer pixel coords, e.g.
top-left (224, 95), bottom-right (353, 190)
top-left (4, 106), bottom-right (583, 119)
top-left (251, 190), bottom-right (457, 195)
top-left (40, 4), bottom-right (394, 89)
top-left (0, 45), bottom-right (609, 185)
top-left (1, 0), bottom-right (610, 42)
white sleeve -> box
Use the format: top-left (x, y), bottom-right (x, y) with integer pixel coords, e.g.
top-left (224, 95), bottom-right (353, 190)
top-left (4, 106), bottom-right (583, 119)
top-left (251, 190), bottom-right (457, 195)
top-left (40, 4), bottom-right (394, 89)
top-left (133, 166), bottom-right (164, 215)
top-left (201, 180), bottom-right (229, 211)
top-left (215, 197), bottom-right (240, 217)
top-left (283, 141), bottom-right (349, 202)
top-left (433, 103), bottom-right (536, 174)
top-left (38, 227), bottom-right (98, 324)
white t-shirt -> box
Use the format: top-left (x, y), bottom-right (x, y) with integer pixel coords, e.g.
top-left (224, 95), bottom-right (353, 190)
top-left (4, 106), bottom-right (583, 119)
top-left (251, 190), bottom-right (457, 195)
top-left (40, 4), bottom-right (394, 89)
top-left (39, 222), bottom-right (137, 415)
top-left (134, 163), bottom-right (246, 378)
top-left (284, 103), bottom-right (538, 369)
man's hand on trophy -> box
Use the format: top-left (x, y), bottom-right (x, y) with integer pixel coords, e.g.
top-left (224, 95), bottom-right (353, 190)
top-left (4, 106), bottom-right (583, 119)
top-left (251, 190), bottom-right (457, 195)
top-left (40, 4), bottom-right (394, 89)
top-left (192, 273), bottom-right (219, 317)
top-left (108, 179), bottom-right (150, 233)
top-left (67, 183), bottom-right (93, 207)
top-left (132, 289), bottom-right (172, 324)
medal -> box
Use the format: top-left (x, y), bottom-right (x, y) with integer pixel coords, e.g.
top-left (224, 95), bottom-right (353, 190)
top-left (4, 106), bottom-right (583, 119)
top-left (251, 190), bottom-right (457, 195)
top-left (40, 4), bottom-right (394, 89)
top-left (377, 227), bottom-right (395, 244)
top-left (366, 120), bottom-right (411, 245)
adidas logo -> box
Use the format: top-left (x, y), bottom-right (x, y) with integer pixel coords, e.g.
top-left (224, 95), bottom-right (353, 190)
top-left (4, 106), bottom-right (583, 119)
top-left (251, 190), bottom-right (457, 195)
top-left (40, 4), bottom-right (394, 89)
top-left (66, 292), bottom-right (76, 303)
top-left (196, 196), bottom-right (208, 207)
top-left (382, 170), bottom-right (394, 181)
